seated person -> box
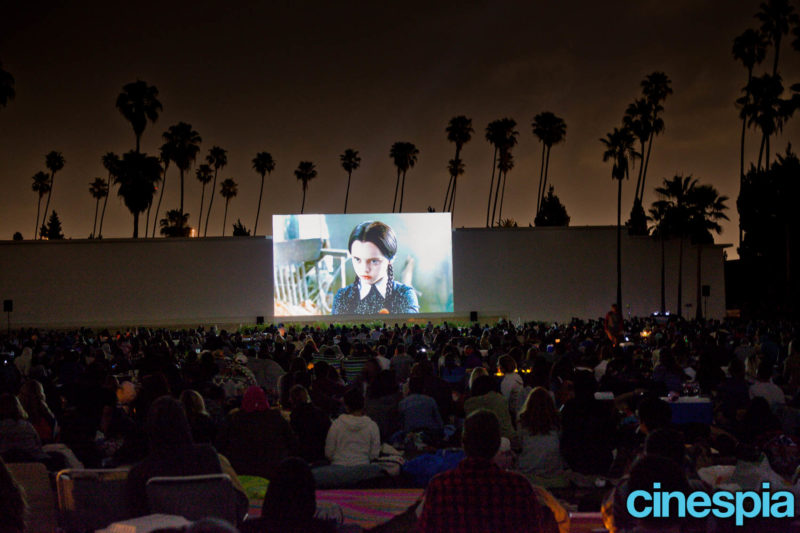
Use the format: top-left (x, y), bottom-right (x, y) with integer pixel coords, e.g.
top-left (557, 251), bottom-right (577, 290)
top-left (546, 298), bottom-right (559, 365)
top-left (516, 387), bottom-right (567, 488)
top-left (418, 409), bottom-right (553, 533)
top-left (463, 375), bottom-right (516, 443)
top-left (289, 385), bottom-right (331, 464)
top-left (398, 376), bottom-right (443, 440)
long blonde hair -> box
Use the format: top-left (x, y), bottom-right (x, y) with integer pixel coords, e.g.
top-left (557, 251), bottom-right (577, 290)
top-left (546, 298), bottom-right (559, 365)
top-left (18, 380), bottom-right (52, 422)
top-left (518, 386), bottom-right (559, 436)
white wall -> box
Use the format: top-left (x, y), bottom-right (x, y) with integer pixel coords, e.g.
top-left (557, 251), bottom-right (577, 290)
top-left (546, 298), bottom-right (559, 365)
top-left (0, 227), bottom-right (726, 327)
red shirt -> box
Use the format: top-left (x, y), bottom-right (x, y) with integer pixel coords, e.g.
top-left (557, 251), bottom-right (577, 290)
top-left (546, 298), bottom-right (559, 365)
top-left (417, 457), bottom-right (547, 533)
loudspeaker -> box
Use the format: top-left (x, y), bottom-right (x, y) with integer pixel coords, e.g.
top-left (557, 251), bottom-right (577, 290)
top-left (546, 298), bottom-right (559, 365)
top-left (702, 285), bottom-right (710, 297)
top-left (256, 316), bottom-right (264, 325)
top-left (469, 311), bottom-right (478, 322)
top-left (2, 300), bottom-right (11, 313)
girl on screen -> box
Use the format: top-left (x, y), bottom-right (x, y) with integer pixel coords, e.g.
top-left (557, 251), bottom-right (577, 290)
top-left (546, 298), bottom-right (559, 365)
top-left (332, 221), bottom-right (419, 315)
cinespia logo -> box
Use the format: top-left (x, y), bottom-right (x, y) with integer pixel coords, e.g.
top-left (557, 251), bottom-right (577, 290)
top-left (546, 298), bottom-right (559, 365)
top-left (626, 483), bottom-right (794, 526)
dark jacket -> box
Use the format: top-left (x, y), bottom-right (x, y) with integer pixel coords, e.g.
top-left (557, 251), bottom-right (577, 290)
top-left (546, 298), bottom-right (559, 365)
top-left (290, 402), bottom-right (331, 464)
top-left (217, 408), bottom-right (297, 478)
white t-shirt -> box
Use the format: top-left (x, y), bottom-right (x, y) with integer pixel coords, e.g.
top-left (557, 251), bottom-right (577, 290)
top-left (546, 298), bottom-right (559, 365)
top-left (749, 381), bottom-right (786, 406)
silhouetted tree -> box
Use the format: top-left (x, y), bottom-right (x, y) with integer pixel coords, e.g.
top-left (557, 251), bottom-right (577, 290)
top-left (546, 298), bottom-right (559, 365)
top-left (115, 80), bottom-right (162, 153)
top-left (114, 151), bottom-right (162, 238)
top-left (756, 0), bottom-right (798, 76)
top-left (195, 163), bottom-right (213, 233)
top-left (219, 178), bottom-right (238, 236)
top-left (389, 142), bottom-right (419, 213)
top-left (687, 184), bottom-right (729, 319)
top-left (639, 72), bottom-right (672, 202)
top-left (485, 120), bottom-right (507, 226)
top-left (159, 209), bottom-right (191, 237)
top-left (743, 74), bottom-right (794, 171)
top-left (531, 112), bottom-right (567, 213)
top-left (89, 177), bottom-right (108, 239)
top-left (492, 119), bottom-right (519, 226)
top-left (151, 142), bottom-right (173, 237)
top-left (252, 152), bottom-right (276, 234)
top-left (446, 158), bottom-right (465, 215)
top-left (0, 61), bottom-right (15, 108)
top-left (233, 219), bottom-right (251, 236)
top-left (204, 146), bottom-right (227, 237)
top-left (340, 149), bottom-right (360, 214)
top-left (43, 211), bottom-right (64, 240)
top-left (294, 161), bottom-right (317, 214)
top-left (444, 116), bottom-right (473, 211)
top-left (496, 149), bottom-right (515, 223)
top-left (31, 171), bottom-right (50, 240)
top-left (601, 126), bottom-right (636, 311)
top-left (99, 152), bottom-right (119, 239)
top-left (534, 186), bottom-right (570, 227)
top-left (40, 151), bottom-right (64, 239)
top-left (162, 122), bottom-right (201, 216)
top-left (649, 200), bottom-right (671, 314)
top-left (12, 232), bottom-right (22, 241)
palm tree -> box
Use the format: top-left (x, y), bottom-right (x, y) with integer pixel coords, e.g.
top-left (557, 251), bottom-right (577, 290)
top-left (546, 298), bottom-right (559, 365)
top-left (0, 61), bottom-right (15, 109)
top-left (389, 142), bottom-right (419, 213)
top-left (162, 122), bottom-right (201, 216)
top-left (444, 116), bottom-right (473, 211)
top-left (195, 163), bottom-right (213, 234)
top-left (151, 142), bottom-right (173, 238)
top-left (294, 162), bottom-right (317, 214)
top-left (686, 184), bottom-right (729, 320)
top-left (496, 150), bottom-right (515, 223)
top-left (756, 0), bottom-right (799, 76)
top-left (31, 172), bottom-right (50, 239)
top-left (648, 200), bottom-right (670, 315)
top-left (491, 119), bottom-right (519, 226)
top-left (219, 178), bottom-right (238, 236)
top-left (733, 28), bottom-right (768, 247)
top-left (252, 152), bottom-right (276, 234)
top-left (601, 126), bottom-right (636, 311)
top-left (484, 120), bottom-right (506, 226)
top-left (340, 149), bottom-right (361, 214)
top-left (89, 178), bottom-right (109, 238)
top-left (98, 152), bottom-right (119, 239)
top-left (115, 80), bottom-right (162, 153)
top-left (446, 158), bottom-right (465, 215)
top-left (653, 175), bottom-right (697, 318)
top-left (639, 72), bottom-right (672, 204)
top-left (204, 146), bottom-right (227, 237)
top-left (531, 112), bottom-right (567, 213)
top-left (159, 209), bottom-right (191, 237)
top-left (114, 151), bottom-right (162, 238)
top-left (40, 151), bottom-right (64, 239)
top-left (744, 74), bottom-right (793, 170)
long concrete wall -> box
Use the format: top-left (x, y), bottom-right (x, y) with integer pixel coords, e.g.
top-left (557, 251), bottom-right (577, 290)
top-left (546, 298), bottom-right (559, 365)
top-left (0, 227), bottom-right (727, 327)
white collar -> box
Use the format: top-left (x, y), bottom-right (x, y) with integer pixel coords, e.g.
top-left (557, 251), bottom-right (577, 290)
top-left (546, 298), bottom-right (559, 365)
top-left (360, 277), bottom-right (388, 299)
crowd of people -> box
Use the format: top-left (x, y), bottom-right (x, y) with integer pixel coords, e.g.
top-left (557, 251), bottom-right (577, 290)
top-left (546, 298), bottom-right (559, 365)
top-left (1, 314), bottom-right (800, 531)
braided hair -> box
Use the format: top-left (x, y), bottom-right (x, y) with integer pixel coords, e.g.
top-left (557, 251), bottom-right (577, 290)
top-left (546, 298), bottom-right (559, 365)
top-left (349, 221), bottom-right (397, 303)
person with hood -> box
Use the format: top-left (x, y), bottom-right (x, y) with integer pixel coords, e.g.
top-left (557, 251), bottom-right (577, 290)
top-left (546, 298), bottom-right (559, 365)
top-left (325, 387), bottom-right (380, 466)
top-left (216, 385), bottom-right (296, 479)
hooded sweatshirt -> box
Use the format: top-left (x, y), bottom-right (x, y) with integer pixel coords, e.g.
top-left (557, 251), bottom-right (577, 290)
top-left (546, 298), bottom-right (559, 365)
top-left (325, 413), bottom-right (381, 466)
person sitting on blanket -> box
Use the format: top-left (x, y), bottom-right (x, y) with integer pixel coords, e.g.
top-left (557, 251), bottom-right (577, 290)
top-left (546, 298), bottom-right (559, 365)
top-left (417, 409), bottom-right (555, 533)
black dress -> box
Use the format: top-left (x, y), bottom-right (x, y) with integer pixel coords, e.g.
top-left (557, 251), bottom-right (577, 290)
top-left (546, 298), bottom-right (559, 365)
top-left (331, 281), bottom-right (419, 314)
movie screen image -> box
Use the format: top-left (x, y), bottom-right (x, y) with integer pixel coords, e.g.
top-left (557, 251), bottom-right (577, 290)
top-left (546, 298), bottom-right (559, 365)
top-left (273, 213), bottom-right (453, 316)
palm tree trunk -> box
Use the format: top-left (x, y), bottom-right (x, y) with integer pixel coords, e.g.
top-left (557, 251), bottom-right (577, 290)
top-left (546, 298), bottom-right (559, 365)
top-left (41, 174), bottom-right (54, 239)
top-left (204, 170), bottom-right (218, 237)
top-left (772, 35), bottom-right (781, 77)
top-left (450, 177), bottom-right (458, 217)
top-left (757, 135), bottom-right (766, 172)
top-left (486, 147), bottom-right (498, 227)
top-left (301, 182), bottom-right (307, 214)
top-left (536, 143), bottom-right (546, 213)
top-left (344, 171), bottom-right (352, 214)
top-left (197, 183), bottom-right (206, 236)
top-left (145, 202), bottom-right (152, 238)
top-left (392, 169), bottom-right (401, 213)
top-left (99, 177), bottom-right (110, 239)
top-left (633, 140), bottom-right (645, 201)
top-left (695, 244), bottom-right (703, 320)
top-left (179, 169), bottom-right (185, 215)
top-left (136, 134), bottom-right (141, 154)
top-left (34, 196), bottom-right (42, 240)
top-left (133, 212), bottom-right (139, 238)
top-left (616, 177), bottom-right (622, 311)
top-left (254, 174), bottom-right (265, 234)
top-left (152, 164), bottom-right (168, 238)
top-left (222, 199), bottom-right (229, 236)
top-left (639, 132), bottom-right (655, 204)
top-left (399, 170), bottom-right (407, 213)
top-left (491, 156), bottom-right (504, 226)
top-left (765, 135), bottom-right (771, 171)
top-left (660, 236), bottom-right (666, 314)
top-left (498, 171), bottom-right (508, 221)
top-left (93, 198), bottom-right (100, 238)
top-left (739, 70), bottom-right (752, 249)
top-left (442, 174), bottom-right (454, 212)
top-left (541, 145), bottom-right (552, 206)
top-left (677, 236), bottom-right (684, 318)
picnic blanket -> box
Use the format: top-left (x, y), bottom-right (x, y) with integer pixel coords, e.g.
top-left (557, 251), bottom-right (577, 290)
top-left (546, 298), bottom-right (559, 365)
top-left (249, 488), bottom-right (424, 530)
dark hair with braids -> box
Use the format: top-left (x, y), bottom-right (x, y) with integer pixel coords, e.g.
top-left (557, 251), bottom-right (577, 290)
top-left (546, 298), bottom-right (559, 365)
top-left (348, 221), bottom-right (397, 302)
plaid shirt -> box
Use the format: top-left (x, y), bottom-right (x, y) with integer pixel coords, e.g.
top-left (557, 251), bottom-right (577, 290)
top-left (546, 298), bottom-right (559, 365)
top-left (418, 457), bottom-right (546, 533)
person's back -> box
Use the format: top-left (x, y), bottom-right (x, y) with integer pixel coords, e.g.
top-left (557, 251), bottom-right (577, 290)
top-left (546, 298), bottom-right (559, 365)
top-left (398, 377), bottom-right (443, 435)
top-left (390, 347), bottom-right (413, 383)
top-left (289, 386), bottom-right (331, 464)
top-left (418, 410), bottom-right (549, 533)
top-left (325, 388), bottom-right (380, 466)
top-left (463, 376), bottom-right (516, 441)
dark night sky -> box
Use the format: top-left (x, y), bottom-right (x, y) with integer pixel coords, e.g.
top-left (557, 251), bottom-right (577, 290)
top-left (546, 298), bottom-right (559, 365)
top-left (1, 1), bottom-right (799, 258)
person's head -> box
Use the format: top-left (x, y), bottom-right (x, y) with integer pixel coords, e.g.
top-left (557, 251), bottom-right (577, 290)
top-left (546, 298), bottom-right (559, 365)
top-left (627, 455), bottom-right (690, 530)
top-left (17, 379), bottom-right (52, 420)
top-left (261, 457), bottom-right (317, 523)
top-left (470, 374), bottom-right (496, 397)
top-left (289, 384), bottom-right (310, 408)
top-left (0, 394), bottom-right (26, 421)
top-left (242, 386), bottom-right (270, 413)
top-left (637, 397), bottom-right (673, 434)
top-left (367, 370), bottom-right (398, 399)
top-left (518, 387), bottom-right (559, 435)
top-left (462, 409), bottom-right (501, 459)
top-left (498, 354), bottom-right (517, 374)
top-left (145, 395), bottom-right (194, 452)
top-left (756, 360), bottom-right (773, 382)
top-left (408, 376), bottom-right (425, 395)
top-left (348, 221), bottom-right (397, 287)
top-left (344, 387), bottom-right (365, 413)
top-left (644, 428), bottom-right (685, 465)
top-left (179, 389), bottom-right (208, 417)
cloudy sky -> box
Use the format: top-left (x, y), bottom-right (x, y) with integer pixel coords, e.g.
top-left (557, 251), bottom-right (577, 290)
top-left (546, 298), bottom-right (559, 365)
top-left (1, 0), bottom-right (798, 258)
